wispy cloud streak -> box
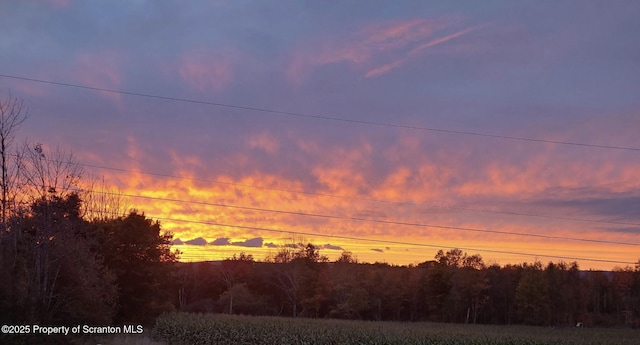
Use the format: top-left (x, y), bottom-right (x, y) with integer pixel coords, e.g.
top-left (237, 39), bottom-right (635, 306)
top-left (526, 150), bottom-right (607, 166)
top-left (366, 24), bottom-right (486, 78)
top-left (288, 17), bottom-right (457, 83)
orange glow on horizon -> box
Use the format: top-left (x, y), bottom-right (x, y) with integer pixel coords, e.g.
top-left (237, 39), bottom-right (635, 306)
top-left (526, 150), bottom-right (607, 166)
top-left (80, 159), bottom-right (640, 271)
top-left (68, 125), bottom-right (640, 272)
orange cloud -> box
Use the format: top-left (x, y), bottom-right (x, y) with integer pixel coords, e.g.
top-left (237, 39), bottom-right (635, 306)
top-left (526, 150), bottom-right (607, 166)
top-left (80, 122), bottom-right (640, 270)
top-left (313, 167), bottom-right (367, 195)
top-left (100, 159), bottom-right (637, 270)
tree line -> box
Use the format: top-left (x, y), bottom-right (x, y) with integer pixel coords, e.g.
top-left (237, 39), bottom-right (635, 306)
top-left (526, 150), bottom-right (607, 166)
top-left (177, 246), bottom-right (640, 327)
top-left (0, 95), bottom-right (179, 329)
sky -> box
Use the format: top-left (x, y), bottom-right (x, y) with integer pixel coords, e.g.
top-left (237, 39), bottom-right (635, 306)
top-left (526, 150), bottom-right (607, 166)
top-left (1, 1), bottom-right (639, 270)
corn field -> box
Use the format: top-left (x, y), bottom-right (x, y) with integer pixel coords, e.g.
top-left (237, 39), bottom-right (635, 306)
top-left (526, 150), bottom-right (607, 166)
top-left (152, 313), bottom-right (639, 345)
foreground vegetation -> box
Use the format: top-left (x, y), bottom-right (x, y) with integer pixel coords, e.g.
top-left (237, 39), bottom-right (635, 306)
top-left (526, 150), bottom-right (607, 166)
top-left (152, 312), bottom-right (639, 345)
top-left (73, 331), bottom-right (165, 345)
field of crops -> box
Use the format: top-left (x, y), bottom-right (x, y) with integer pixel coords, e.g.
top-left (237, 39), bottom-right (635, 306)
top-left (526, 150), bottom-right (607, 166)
top-left (151, 313), bottom-right (638, 345)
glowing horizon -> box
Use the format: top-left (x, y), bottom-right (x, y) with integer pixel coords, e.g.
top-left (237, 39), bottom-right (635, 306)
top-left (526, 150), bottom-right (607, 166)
top-left (77, 150), bottom-right (640, 271)
top-left (2, 2), bottom-right (639, 271)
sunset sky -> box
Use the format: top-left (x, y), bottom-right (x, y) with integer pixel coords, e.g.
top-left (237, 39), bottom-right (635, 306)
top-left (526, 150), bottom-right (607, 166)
top-left (1, 1), bottom-right (639, 270)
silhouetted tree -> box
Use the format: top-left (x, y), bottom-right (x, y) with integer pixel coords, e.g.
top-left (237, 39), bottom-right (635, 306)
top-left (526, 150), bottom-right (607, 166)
top-left (97, 211), bottom-right (179, 324)
top-left (424, 259), bottom-right (453, 321)
top-left (266, 243), bottom-right (328, 317)
top-left (544, 261), bottom-right (583, 326)
top-left (485, 263), bottom-right (520, 324)
top-left (0, 93), bottom-right (28, 231)
top-left (219, 252), bottom-right (255, 314)
top-left (427, 249), bottom-right (488, 323)
top-left (611, 266), bottom-right (635, 326)
top-left (81, 175), bottom-right (130, 221)
top-left (3, 193), bottom-right (116, 325)
top-left (328, 257), bottom-right (370, 319)
top-left (175, 261), bottom-right (223, 313)
top-left (515, 261), bottom-right (550, 325)
top-left (458, 254), bottom-right (489, 324)
top-left (0, 95), bottom-right (30, 325)
top-left (18, 142), bottom-right (82, 204)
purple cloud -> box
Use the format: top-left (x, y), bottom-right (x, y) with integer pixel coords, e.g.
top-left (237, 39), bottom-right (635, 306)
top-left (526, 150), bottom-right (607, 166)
top-left (232, 237), bottom-right (264, 248)
top-left (211, 238), bottom-right (231, 246)
top-left (185, 237), bottom-right (208, 246)
top-left (172, 238), bottom-right (184, 245)
top-left (322, 244), bottom-right (344, 251)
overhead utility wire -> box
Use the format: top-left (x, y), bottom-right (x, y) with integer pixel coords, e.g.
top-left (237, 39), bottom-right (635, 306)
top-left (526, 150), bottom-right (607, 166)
top-left (83, 189), bottom-right (640, 247)
top-left (64, 159), bottom-right (640, 228)
top-left (13, 153), bottom-right (636, 228)
top-left (2, 73), bottom-right (639, 152)
top-left (81, 208), bottom-right (640, 265)
top-left (136, 213), bottom-right (638, 266)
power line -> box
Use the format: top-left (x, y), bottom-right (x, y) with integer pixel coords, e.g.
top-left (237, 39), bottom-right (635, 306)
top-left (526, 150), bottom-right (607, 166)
top-left (27, 204), bottom-right (639, 266)
top-left (81, 188), bottom-right (640, 247)
top-left (73, 160), bottom-right (640, 228)
top-left (142, 213), bottom-right (638, 266)
top-left (15, 152), bottom-right (638, 229)
top-left (2, 73), bottom-right (640, 152)
top-left (13, 152), bottom-right (640, 247)
top-left (5, 74), bottom-right (637, 266)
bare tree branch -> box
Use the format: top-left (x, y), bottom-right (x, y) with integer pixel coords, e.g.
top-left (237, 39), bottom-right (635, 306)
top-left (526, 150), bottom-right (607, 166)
top-left (0, 93), bottom-right (28, 230)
